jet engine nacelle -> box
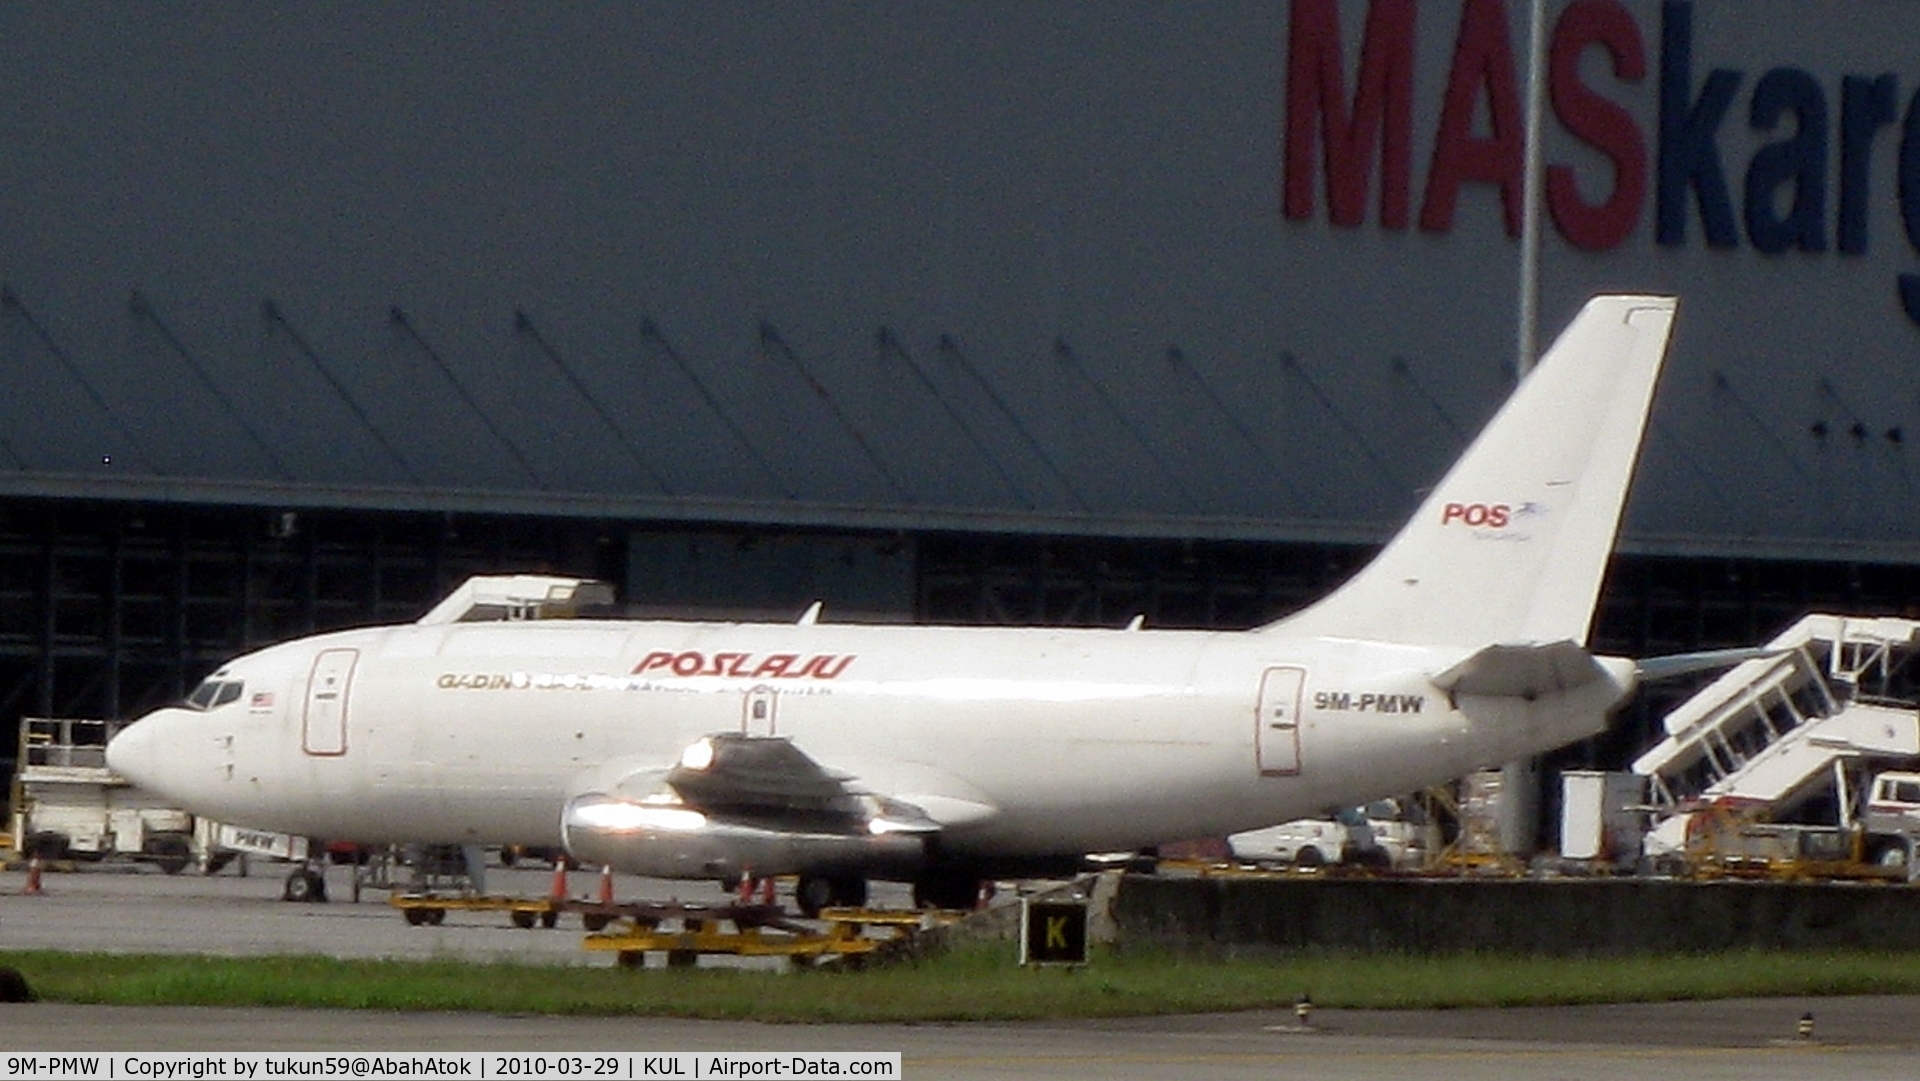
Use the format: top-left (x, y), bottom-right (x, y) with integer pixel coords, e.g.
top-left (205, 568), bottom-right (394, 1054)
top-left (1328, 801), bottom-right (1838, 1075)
top-left (560, 793), bottom-right (929, 882)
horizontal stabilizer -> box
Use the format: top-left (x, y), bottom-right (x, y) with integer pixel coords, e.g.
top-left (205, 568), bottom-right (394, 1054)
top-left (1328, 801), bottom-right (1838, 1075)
top-left (1635, 647), bottom-right (1780, 683)
top-left (1431, 640), bottom-right (1607, 698)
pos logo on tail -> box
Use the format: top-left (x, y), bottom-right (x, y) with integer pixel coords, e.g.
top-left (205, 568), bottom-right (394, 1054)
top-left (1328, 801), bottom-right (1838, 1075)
top-left (1441, 502), bottom-right (1510, 528)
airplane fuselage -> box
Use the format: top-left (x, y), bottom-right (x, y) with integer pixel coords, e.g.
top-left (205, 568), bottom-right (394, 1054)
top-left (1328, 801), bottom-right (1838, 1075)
top-left (117, 616), bottom-right (1626, 864)
top-left (108, 295), bottom-right (1678, 890)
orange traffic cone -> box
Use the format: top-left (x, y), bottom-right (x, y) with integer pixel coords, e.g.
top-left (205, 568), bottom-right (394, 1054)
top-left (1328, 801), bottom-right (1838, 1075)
top-left (597, 864), bottom-right (614, 905)
top-left (22, 856), bottom-right (43, 896)
top-left (735, 871), bottom-right (754, 904)
top-left (759, 877), bottom-right (776, 906)
top-left (547, 858), bottom-right (569, 902)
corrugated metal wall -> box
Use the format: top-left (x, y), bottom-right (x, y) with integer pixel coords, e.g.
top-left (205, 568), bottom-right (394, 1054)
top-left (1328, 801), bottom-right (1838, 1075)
top-left (4, 3), bottom-right (1919, 557)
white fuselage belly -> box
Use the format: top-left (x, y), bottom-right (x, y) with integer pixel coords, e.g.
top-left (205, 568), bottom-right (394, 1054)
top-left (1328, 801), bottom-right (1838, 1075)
top-left (153, 618), bottom-right (1618, 859)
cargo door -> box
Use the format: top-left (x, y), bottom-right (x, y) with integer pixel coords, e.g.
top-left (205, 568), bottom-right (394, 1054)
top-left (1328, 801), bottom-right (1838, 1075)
top-left (1256, 666), bottom-right (1304, 776)
top-left (302, 648), bottom-right (358, 756)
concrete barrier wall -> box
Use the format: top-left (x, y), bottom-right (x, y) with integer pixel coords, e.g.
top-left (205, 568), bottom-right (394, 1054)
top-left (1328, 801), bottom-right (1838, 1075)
top-left (1115, 876), bottom-right (1920, 955)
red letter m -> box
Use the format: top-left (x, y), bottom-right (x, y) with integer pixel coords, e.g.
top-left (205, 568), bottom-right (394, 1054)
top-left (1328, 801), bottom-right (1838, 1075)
top-left (1283, 0), bottom-right (1417, 228)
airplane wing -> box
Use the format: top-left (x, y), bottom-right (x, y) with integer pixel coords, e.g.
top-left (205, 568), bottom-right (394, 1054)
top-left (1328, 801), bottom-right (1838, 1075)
top-left (664, 733), bottom-right (965, 833)
top-left (667, 734), bottom-right (867, 817)
top-left (1429, 640), bottom-right (1610, 698)
top-left (560, 733), bottom-right (999, 883)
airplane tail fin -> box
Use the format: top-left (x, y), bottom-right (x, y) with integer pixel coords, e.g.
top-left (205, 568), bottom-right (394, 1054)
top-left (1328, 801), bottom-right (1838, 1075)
top-left (1271, 295), bottom-right (1676, 648)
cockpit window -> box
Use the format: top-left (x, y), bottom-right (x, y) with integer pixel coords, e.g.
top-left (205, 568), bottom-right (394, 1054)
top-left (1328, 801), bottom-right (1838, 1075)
top-left (186, 678), bottom-right (245, 711)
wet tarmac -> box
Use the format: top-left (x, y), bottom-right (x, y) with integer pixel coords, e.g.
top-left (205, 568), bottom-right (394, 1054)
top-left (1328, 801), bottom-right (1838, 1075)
top-left (0, 862), bottom-right (1915, 1080)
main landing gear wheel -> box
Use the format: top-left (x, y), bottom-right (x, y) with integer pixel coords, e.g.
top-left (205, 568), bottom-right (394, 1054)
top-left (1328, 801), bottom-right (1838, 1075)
top-left (795, 874), bottom-right (868, 917)
top-left (911, 871), bottom-right (980, 912)
top-left (147, 834), bottom-right (192, 875)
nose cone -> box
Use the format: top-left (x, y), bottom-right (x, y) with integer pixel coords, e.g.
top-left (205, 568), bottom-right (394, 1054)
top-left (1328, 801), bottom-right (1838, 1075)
top-left (106, 710), bottom-right (196, 804)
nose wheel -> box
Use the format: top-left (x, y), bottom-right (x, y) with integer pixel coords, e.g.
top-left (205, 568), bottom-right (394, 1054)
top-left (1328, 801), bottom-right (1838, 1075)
top-left (281, 865), bottom-right (329, 903)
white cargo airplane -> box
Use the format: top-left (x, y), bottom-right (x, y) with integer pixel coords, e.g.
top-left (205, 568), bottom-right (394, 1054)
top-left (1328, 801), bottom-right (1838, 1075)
top-left (108, 295), bottom-right (1676, 912)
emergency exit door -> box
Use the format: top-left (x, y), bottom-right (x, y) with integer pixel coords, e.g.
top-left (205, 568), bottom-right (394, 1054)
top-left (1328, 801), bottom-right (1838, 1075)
top-left (1256, 666), bottom-right (1304, 776)
top-left (303, 648), bottom-right (358, 756)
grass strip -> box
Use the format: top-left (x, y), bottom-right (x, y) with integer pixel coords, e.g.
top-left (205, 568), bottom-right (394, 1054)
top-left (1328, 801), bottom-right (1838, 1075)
top-left (4, 946), bottom-right (1919, 1020)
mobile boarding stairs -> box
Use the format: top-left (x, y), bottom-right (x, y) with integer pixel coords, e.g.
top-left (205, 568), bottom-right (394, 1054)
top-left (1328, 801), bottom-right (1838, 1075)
top-left (1635, 615), bottom-right (1920, 870)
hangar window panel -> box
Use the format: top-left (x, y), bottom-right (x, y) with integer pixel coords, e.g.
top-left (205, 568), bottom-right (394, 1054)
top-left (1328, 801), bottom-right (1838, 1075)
top-left (53, 602), bottom-right (106, 643)
top-left (184, 605), bottom-right (242, 649)
top-left (186, 552), bottom-right (242, 603)
top-left (119, 660), bottom-right (187, 720)
top-left (259, 610), bottom-right (307, 643)
top-left (0, 595), bottom-right (32, 647)
top-left (377, 561), bottom-right (435, 616)
top-left (119, 601), bottom-right (169, 646)
top-left (1593, 595), bottom-right (1644, 654)
top-left (1697, 599), bottom-right (1757, 649)
top-left (1641, 594), bottom-right (1700, 655)
top-left (314, 551), bottom-right (374, 607)
top-left (50, 655), bottom-right (111, 719)
top-left (1209, 586), bottom-right (1269, 630)
top-left (0, 546), bottom-right (34, 595)
top-left (1153, 586), bottom-right (1209, 629)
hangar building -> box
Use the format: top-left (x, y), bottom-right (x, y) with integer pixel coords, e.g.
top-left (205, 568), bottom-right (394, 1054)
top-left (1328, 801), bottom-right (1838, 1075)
top-left (4, 1), bottom-right (1920, 782)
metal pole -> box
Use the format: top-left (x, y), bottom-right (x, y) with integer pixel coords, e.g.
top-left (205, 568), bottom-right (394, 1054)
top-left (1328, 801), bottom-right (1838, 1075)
top-left (1516, 0), bottom-right (1548, 378)
top-left (1502, 0), bottom-right (1551, 862)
